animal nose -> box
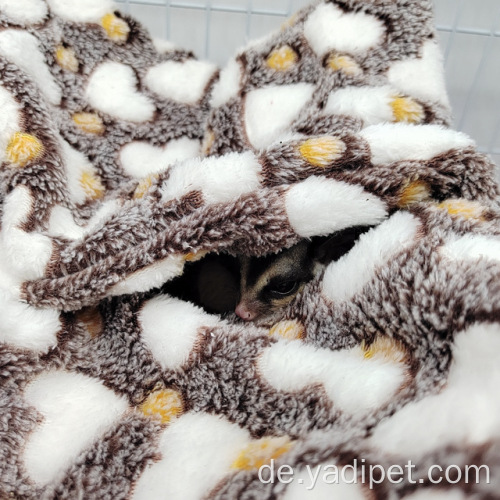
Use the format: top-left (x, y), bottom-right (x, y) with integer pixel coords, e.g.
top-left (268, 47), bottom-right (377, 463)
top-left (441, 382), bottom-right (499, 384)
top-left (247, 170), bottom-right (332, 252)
top-left (235, 303), bottom-right (256, 321)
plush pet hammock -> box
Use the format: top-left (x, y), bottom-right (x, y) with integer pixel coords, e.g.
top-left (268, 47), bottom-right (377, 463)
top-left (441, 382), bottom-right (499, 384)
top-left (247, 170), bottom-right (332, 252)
top-left (1, 0), bottom-right (499, 497)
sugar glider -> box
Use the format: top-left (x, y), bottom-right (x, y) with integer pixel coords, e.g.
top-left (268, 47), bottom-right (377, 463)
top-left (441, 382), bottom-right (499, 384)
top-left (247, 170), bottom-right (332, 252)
top-left (235, 225), bottom-right (372, 321)
top-left (163, 225), bottom-right (372, 320)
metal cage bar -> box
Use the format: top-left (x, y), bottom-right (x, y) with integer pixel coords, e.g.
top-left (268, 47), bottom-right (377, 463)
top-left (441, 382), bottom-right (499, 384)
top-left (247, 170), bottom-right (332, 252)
top-left (457, 6), bottom-right (500, 131)
top-left (117, 0), bottom-right (294, 16)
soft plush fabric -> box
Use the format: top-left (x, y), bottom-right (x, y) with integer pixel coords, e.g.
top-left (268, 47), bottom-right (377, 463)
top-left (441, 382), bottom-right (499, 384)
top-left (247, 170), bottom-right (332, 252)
top-left (1, 0), bottom-right (499, 498)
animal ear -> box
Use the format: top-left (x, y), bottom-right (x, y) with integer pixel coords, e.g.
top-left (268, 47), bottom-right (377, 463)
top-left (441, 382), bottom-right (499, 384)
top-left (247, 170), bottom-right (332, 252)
top-left (312, 225), bottom-right (373, 265)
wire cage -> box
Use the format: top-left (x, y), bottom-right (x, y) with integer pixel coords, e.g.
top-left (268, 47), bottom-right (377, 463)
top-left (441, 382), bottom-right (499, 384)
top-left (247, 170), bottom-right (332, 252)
top-left (116, 0), bottom-right (500, 179)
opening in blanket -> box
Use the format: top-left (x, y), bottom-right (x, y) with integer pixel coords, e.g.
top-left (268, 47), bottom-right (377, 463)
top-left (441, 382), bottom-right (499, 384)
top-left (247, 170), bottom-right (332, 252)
top-left (1, 0), bottom-right (499, 498)
top-left (162, 224), bottom-right (373, 321)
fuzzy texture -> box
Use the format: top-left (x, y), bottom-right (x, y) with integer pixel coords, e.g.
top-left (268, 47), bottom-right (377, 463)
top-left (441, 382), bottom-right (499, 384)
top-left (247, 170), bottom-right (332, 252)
top-left (0, 0), bottom-right (499, 498)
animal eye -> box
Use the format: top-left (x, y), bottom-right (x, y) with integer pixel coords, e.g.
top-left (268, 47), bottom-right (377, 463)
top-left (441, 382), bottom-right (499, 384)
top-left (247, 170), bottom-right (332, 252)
top-left (268, 280), bottom-right (299, 297)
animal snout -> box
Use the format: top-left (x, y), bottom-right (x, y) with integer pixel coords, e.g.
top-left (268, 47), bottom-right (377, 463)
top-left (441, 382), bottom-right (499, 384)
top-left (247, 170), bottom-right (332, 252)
top-left (235, 302), bottom-right (257, 321)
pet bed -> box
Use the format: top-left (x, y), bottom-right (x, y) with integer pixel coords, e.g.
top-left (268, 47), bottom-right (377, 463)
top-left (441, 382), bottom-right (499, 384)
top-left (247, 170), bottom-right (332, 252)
top-left (1, 0), bottom-right (499, 498)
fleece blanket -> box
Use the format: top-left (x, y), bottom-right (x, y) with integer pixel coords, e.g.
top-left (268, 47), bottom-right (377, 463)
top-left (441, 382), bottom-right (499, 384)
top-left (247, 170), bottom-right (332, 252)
top-left (1, 0), bottom-right (500, 498)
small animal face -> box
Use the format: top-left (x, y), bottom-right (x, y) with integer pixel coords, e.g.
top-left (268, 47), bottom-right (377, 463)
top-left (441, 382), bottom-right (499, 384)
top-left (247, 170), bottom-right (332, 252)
top-left (234, 225), bottom-right (373, 321)
top-left (163, 225), bottom-right (372, 321)
top-left (235, 241), bottom-right (316, 321)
